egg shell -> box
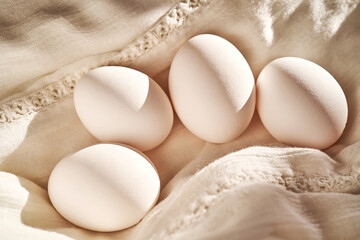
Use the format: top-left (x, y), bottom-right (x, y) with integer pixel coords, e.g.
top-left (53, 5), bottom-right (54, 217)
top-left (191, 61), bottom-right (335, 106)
top-left (48, 143), bottom-right (160, 232)
top-left (74, 66), bottom-right (173, 151)
top-left (169, 34), bottom-right (256, 143)
top-left (256, 57), bottom-right (348, 149)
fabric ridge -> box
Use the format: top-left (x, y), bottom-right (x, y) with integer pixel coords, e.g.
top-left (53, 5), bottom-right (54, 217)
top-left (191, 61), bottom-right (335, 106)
top-left (0, 0), bottom-right (209, 124)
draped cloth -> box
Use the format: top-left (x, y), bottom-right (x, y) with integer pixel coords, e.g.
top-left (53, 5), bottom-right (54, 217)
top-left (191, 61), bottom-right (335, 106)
top-left (1, 0), bottom-right (359, 239)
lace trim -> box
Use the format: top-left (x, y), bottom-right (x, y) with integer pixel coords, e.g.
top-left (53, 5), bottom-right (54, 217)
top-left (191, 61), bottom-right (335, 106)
top-left (161, 172), bottom-right (360, 239)
top-left (283, 173), bottom-right (360, 193)
top-left (0, 0), bottom-right (208, 124)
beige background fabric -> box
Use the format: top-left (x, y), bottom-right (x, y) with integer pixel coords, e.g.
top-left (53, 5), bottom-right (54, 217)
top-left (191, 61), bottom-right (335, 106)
top-left (0, 0), bottom-right (177, 104)
top-left (1, 0), bottom-right (360, 239)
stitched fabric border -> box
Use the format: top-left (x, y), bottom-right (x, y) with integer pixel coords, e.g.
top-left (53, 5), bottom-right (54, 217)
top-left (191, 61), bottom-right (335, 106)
top-left (0, 0), bottom-right (209, 124)
top-left (151, 171), bottom-right (360, 239)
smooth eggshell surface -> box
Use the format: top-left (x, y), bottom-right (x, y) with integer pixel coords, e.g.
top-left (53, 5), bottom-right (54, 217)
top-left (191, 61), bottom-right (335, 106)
top-left (256, 57), bottom-right (348, 149)
top-left (48, 144), bottom-right (160, 232)
top-left (169, 34), bottom-right (255, 143)
top-left (74, 66), bottom-right (173, 151)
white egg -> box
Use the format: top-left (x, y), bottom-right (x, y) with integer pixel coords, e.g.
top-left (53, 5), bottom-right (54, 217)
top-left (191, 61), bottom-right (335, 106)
top-left (256, 57), bottom-right (348, 149)
top-left (74, 66), bottom-right (173, 151)
top-left (48, 144), bottom-right (160, 232)
top-left (169, 34), bottom-right (256, 143)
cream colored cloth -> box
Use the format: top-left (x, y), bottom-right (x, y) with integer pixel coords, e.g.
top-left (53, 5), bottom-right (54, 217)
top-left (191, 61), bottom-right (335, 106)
top-left (1, 0), bottom-right (360, 239)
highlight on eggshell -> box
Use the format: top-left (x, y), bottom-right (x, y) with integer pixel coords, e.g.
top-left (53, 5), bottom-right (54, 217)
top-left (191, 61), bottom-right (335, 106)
top-left (256, 57), bottom-right (348, 149)
top-left (169, 34), bottom-right (256, 143)
top-left (73, 66), bottom-right (174, 152)
top-left (48, 143), bottom-right (160, 232)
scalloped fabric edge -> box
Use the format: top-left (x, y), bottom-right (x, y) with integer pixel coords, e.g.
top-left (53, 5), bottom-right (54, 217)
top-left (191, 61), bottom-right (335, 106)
top-left (0, 0), bottom-right (209, 124)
